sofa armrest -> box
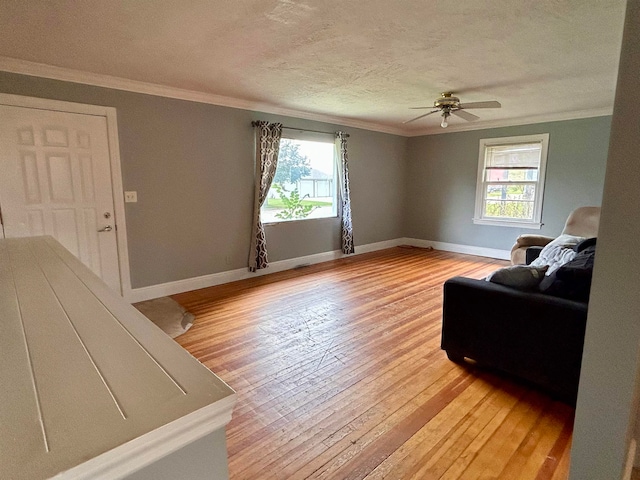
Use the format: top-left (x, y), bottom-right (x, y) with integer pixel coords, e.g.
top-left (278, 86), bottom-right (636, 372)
top-left (441, 276), bottom-right (588, 402)
top-left (510, 234), bottom-right (555, 265)
top-left (514, 234), bottom-right (555, 248)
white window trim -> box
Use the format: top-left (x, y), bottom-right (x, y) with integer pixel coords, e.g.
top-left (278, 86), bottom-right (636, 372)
top-left (262, 130), bottom-right (338, 225)
top-left (473, 133), bottom-right (549, 229)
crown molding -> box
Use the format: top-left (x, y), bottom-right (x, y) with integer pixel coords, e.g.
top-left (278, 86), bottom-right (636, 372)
top-left (0, 56), bottom-right (407, 136)
top-left (0, 56), bottom-right (613, 138)
top-left (404, 107), bottom-right (614, 136)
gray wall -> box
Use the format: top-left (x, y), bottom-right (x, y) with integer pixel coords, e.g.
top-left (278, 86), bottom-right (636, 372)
top-left (126, 430), bottom-right (229, 480)
top-left (404, 117), bottom-right (611, 251)
top-left (0, 72), bottom-right (407, 288)
top-left (0, 70), bottom-right (611, 290)
top-left (570, 0), bottom-right (640, 477)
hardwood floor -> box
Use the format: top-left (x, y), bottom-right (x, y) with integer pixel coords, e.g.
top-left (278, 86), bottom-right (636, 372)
top-left (173, 247), bottom-right (574, 479)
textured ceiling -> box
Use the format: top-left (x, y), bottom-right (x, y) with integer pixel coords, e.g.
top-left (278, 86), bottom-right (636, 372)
top-left (0, 0), bottom-right (627, 135)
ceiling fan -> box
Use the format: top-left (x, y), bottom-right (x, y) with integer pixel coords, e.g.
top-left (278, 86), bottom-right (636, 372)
top-left (404, 92), bottom-right (501, 128)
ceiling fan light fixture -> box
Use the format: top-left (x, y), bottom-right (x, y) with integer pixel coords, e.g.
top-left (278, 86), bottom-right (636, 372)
top-left (404, 92), bottom-right (501, 126)
top-left (441, 112), bottom-right (450, 128)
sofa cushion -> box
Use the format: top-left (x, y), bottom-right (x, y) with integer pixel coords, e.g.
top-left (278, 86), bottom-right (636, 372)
top-left (539, 243), bottom-right (596, 302)
top-left (486, 265), bottom-right (549, 289)
top-left (574, 237), bottom-right (597, 253)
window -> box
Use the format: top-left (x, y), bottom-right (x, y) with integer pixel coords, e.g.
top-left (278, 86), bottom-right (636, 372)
top-left (473, 133), bottom-right (549, 228)
top-left (261, 133), bottom-right (337, 223)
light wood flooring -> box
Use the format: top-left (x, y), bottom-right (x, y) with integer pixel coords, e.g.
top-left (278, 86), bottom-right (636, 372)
top-left (174, 247), bottom-right (574, 479)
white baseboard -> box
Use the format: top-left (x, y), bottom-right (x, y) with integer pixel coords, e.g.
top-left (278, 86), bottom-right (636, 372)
top-left (127, 238), bottom-right (404, 303)
top-left (127, 237), bottom-right (508, 303)
top-left (402, 238), bottom-right (511, 261)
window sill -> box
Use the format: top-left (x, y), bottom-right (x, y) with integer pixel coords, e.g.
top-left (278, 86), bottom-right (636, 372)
top-left (263, 215), bottom-right (339, 226)
top-left (472, 218), bottom-right (542, 229)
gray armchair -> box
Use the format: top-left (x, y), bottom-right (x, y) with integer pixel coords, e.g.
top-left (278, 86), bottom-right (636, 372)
top-left (510, 206), bottom-right (601, 265)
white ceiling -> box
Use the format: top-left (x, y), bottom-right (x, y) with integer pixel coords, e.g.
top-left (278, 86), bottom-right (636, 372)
top-left (0, 0), bottom-right (627, 136)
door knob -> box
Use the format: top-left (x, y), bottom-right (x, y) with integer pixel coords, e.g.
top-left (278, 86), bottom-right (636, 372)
top-left (98, 225), bottom-right (113, 232)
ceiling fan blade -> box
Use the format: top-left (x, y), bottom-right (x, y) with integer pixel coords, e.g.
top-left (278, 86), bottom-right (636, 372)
top-left (458, 101), bottom-right (501, 109)
top-left (452, 109), bottom-right (480, 122)
top-left (403, 110), bottom-right (439, 124)
top-left (409, 106), bottom-right (437, 110)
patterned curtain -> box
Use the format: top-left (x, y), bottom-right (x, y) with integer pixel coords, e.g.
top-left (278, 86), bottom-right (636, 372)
top-left (335, 132), bottom-right (355, 254)
top-left (248, 121), bottom-right (283, 271)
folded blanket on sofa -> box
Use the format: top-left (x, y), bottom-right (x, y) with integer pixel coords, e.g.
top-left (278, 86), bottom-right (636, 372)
top-left (530, 234), bottom-right (585, 275)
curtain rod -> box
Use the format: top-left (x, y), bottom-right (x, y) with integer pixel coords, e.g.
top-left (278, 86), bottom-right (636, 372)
top-left (282, 126), bottom-right (350, 138)
top-left (251, 121), bottom-right (349, 137)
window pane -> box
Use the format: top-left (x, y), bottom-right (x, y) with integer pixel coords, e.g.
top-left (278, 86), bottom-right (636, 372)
top-left (484, 200), bottom-right (535, 220)
top-left (484, 168), bottom-right (538, 182)
top-left (485, 183), bottom-right (536, 202)
top-left (261, 138), bottom-right (336, 223)
top-left (299, 179), bottom-right (314, 197)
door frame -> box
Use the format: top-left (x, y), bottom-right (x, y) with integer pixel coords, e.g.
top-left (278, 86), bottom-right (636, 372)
top-left (0, 93), bottom-right (133, 299)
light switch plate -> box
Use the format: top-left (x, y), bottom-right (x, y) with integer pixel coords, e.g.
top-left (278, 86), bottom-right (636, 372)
top-left (124, 191), bottom-right (137, 203)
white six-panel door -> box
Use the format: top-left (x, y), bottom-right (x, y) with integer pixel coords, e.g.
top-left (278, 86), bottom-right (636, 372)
top-left (0, 105), bottom-right (121, 292)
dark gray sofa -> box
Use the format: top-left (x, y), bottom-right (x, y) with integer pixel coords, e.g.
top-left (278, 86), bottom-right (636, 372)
top-left (441, 276), bottom-right (588, 404)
